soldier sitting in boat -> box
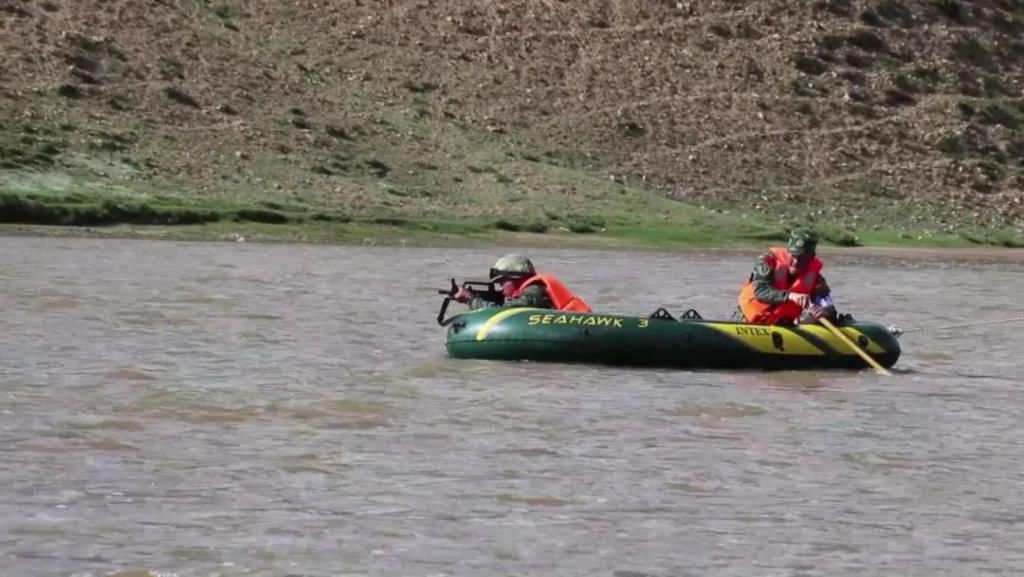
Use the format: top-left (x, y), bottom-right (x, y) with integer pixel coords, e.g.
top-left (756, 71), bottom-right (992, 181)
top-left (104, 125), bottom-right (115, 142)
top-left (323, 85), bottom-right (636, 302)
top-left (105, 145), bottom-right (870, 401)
top-left (452, 254), bottom-right (593, 313)
top-left (736, 228), bottom-right (845, 326)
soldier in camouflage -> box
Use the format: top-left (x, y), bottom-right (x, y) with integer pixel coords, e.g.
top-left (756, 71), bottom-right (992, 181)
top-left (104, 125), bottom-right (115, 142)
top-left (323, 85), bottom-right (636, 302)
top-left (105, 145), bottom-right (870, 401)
top-left (453, 254), bottom-right (554, 310)
top-left (736, 228), bottom-right (842, 325)
top-left (453, 254), bottom-right (593, 312)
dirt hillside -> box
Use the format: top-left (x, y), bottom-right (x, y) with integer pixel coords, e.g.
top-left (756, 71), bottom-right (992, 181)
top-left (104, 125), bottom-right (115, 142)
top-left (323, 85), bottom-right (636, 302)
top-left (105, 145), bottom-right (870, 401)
top-left (2, 0), bottom-right (1023, 231)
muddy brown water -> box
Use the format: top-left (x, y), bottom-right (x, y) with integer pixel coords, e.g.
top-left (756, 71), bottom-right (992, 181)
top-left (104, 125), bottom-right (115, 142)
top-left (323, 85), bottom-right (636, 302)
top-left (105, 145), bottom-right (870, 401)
top-left (2, 237), bottom-right (1023, 577)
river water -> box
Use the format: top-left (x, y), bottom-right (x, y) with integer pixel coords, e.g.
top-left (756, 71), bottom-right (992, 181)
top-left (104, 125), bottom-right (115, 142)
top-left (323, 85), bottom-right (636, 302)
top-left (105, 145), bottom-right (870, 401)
top-left (2, 236), bottom-right (1022, 577)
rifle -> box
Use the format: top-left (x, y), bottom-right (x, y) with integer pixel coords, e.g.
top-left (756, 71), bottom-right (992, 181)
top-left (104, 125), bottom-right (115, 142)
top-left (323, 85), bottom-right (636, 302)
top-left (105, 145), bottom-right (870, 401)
top-left (436, 278), bottom-right (505, 326)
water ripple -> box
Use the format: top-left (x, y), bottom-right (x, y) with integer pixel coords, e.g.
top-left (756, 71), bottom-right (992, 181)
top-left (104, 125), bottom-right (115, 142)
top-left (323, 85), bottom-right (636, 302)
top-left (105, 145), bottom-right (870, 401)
top-left (1, 238), bottom-right (1022, 576)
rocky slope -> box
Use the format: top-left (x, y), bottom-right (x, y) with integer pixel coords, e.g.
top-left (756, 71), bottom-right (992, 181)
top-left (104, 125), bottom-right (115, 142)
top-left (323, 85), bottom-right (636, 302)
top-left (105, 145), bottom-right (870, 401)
top-left (2, 0), bottom-right (1023, 232)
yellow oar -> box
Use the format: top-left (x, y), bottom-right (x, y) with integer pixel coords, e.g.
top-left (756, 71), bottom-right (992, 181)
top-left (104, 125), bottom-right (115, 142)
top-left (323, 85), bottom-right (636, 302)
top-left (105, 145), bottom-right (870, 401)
top-left (818, 317), bottom-right (892, 375)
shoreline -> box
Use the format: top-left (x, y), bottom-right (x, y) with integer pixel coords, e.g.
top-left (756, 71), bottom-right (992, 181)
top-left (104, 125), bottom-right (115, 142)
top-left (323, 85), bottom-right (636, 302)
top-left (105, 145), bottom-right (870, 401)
top-left (3, 221), bottom-right (1024, 263)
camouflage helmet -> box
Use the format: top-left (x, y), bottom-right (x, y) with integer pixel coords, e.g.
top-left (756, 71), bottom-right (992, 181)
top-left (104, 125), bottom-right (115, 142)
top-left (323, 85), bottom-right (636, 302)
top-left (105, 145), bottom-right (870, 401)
top-left (787, 228), bottom-right (819, 256)
top-left (490, 254), bottom-right (535, 280)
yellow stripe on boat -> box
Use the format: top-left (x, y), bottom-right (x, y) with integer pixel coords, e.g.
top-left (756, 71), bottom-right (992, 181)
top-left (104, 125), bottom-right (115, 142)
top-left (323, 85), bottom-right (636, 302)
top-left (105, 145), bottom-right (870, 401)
top-left (474, 308), bottom-right (545, 341)
top-left (705, 323), bottom-right (826, 356)
top-left (799, 325), bottom-right (887, 354)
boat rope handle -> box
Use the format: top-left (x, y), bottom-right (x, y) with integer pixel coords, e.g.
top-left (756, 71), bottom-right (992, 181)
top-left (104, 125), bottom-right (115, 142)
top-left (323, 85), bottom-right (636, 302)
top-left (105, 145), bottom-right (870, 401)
top-left (889, 315), bottom-right (1024, 336)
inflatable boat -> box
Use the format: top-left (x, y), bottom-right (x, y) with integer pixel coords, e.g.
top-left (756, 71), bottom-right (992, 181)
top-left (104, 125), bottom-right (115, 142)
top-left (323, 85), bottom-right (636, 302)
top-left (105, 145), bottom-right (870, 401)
top-left (436, 302), bottom-right (901, 371)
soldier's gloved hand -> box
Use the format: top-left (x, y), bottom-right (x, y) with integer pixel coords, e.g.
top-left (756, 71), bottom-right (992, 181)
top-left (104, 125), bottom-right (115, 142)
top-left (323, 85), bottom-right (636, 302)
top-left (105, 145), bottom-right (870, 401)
top-left (805, 305), bottom-right (825, 319)
top-left (787, 292), bottom-right (810, 309)
top-left (453, 287), bottom-right (473, 303)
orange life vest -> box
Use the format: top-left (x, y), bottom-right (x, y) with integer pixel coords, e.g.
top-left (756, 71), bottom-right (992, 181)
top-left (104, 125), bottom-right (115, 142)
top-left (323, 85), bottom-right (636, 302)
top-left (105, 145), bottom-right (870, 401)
top-left (738, 247), bottom-right (823, 325)
top-left (516, 274), bottom-right (593, 313)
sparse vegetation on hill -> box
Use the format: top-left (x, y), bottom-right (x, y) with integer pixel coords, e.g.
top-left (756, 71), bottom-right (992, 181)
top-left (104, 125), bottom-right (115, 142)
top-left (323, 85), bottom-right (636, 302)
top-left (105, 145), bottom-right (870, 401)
top-left (1, 0), bottom-right (1022, 247)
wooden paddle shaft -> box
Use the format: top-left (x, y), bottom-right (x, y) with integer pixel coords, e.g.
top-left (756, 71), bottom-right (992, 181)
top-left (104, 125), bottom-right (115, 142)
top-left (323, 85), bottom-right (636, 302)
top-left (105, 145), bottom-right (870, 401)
top-left (819, 317), bottom-right (892, 375)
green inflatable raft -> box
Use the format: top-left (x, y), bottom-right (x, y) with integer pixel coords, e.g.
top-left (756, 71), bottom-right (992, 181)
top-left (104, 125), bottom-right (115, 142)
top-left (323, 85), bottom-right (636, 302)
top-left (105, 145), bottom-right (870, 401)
top-left (436, 298), bottom-right (901, 371)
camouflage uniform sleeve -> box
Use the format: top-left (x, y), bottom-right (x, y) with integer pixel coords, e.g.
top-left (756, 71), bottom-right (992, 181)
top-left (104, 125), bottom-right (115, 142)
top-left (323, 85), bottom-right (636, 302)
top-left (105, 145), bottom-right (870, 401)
top-left (750, 253), bottom-right (790, 305)
top-left (812, 274), bottom-right (831, 298)
top-left (467, 284), bottom-right (554, 310)
top-left (501, 284), bottom-right (553, 309)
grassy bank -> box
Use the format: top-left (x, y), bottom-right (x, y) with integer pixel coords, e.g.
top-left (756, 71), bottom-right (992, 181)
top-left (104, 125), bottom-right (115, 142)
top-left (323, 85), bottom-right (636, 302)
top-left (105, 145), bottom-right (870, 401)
top-left (2, 187), bottom-right (1022, 251)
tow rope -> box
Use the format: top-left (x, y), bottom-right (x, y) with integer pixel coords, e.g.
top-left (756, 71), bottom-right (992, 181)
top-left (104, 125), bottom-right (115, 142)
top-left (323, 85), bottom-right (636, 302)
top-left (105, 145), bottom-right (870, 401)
top-left (888, 315), bottom-right (1024, 337)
